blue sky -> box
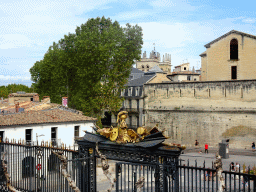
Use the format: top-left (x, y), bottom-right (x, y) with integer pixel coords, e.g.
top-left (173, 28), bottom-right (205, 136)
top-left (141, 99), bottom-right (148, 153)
top-left (0, 0), bottom-right (255, 87)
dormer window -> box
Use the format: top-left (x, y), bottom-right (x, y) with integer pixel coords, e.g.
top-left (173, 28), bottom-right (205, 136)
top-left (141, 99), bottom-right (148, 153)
top-left (230, 39), bottom-right (238, 60)
top-left (135, 87), bottom-right (139, 96)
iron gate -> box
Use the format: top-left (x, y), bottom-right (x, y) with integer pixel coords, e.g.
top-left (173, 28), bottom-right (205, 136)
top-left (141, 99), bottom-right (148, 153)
top-left (115, 162), bottom-right (158, 192)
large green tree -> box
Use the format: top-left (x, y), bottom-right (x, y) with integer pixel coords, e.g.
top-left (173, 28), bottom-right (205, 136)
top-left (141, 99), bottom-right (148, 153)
top-left (30, 17), bottom-right (143, 118)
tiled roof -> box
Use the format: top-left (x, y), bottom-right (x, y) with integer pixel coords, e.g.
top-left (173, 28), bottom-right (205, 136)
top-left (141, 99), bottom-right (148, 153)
top-left (148, 65), bottom-right (163, 73)
top-left (147, 74), bottom-right (171, 83)
top-left (168, 71), bottom-right (200, 76)
top-left (175, 63), bottom-right (189, 68)
top-left (130, 67), bottom-right (144, 74)
top-left (126, 73), bottom-right (156, 86)
top-left (204, 30), bottom-right (256, 48)
top-left (8, 93), bottom-right (39, 97)
top-left (0, 108), bottom-right (97, 127)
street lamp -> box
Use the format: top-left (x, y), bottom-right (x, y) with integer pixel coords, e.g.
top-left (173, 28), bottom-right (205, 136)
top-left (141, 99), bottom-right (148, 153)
top-left (36, 133), bottom-right (45, 145)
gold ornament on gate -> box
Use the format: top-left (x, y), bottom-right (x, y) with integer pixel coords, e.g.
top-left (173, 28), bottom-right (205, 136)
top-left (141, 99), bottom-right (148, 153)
top-left (97, 111), bottom-right (148, 144)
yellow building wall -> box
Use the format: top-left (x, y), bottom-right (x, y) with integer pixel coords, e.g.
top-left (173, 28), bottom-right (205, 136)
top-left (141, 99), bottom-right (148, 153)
top-left (201, 33), bottom-right (256, 81)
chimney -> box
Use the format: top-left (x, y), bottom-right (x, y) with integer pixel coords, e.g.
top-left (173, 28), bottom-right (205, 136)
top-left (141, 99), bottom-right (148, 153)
top-left (15, 102), bottom-right (20, 113)
top-left (62, 97), bottom-right (68, 107)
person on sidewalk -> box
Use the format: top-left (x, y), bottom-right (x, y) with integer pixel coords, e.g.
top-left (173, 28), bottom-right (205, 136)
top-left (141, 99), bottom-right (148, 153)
top-left (252, 142), bottom-right (255, 151)
top-left (205, 143), bottom-right (208, 154)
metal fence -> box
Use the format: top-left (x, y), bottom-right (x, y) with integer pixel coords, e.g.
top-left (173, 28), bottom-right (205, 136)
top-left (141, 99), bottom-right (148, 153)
top-left (178, 159), bottom-right (256, 192)
top-left (1, 141), bottom-right (256, 192)
top-left (0, 142), bottom-right (87, 192)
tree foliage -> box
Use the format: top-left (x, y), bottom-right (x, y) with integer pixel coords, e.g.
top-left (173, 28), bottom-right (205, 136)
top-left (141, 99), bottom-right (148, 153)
top-left (30, 17), bottom-right (143, 118)
top-left (0, 84), bottom-right (33, 99)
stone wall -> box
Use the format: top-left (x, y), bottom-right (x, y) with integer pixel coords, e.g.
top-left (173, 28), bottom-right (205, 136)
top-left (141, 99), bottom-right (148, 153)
top-left (146, 110), bottom-right (256, 149)
top-left (144, 80), bottom-right (256, 149)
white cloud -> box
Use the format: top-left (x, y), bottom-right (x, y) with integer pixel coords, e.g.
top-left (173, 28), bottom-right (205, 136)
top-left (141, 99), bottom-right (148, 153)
top-left (149, 0), bottom-right (196, 11)
top-left (116, 10), bottom-right (152, 20)
top-left (242, 18), bottom-right (256, 24)
top-left (149, 0), bottom-right (175, 8)
top-left (0, 75), bottom-right (31, 81)
top-left (0, 34), bottom-right (33, 49)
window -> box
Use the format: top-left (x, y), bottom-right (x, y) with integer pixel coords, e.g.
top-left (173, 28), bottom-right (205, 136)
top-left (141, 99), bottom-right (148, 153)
top-left (22, 156), bottom-right (35, 178)
top-left (129, 99), bottom-right (132, 108)
top-left (48, 154), bottom-right (61, 172)
top-left (25, 129), bottom-right (32, 145)
top-left (0, 131), bottom-right (4, 142)
top-left (74, 126), bottom-right (80, 138)
top-left (187, 76), bottom-right (191, 81)
top-left (137, 99), bottom-right (139, 110)
top-left (142, 65), bottom-right (144, 69)
top-left (135, 87), bottom-right (139, 96)
top-left (30, 98), bottom-right (33, 101)
top-left (194, 78), bottom-right (197, 81)
top-left (184, 67), bottom-right (186, 70)
top-left (230, 39), bottom-right (238, 60)
top-left (121, 89), bottom-right (125, 96)
top-left (137, 116), bottom-right (139, 127)
top-left (74, 126), bottom-right (80, 143)
top-left (231, 66), bottom-right (237, 80)
top-left (51, 127), bottom-right (57, 147)
top-left (146, 65), bottom-right (149, 69)
top-left (129, 116), bottom-right (132, 128)
top-left (128, 88), bottom-right (132, 96)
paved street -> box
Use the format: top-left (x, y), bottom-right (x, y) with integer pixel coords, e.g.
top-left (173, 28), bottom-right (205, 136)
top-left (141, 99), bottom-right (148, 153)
top-left (182, 147), bottom-right (256, 171)
top-left (97, 148), bottom-right (256, 191)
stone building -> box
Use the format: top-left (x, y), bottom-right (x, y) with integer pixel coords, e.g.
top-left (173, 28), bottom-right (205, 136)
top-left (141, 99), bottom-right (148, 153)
top-left (168, 63), bottom-right (200, 82)
top-left (8, 92), bottom-right (39, 104)
top-left (143, 79), bottom-right (256, 149)
top-left (111, 69), bottom-right (156, 129)
top-left (136, 50), bottom-right (171, 73)
top-left (200, 30), bottom-right (256, 81)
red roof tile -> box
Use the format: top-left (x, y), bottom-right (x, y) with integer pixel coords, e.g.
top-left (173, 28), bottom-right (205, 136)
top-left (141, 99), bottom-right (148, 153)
top-left (0, 108), bottom-right (97, 127)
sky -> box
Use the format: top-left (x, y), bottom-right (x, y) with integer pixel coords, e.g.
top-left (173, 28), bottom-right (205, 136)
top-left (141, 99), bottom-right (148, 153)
top-left (0, 0), bottom-right (255, 87)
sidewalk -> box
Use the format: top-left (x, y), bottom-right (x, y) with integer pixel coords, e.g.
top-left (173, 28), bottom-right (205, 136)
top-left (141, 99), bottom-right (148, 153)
top-left (183, 146), bottom-right (256, 157)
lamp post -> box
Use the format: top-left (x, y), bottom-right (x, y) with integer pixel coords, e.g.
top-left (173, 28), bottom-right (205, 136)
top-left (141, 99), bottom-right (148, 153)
top-left (36, 133), bottom-right (45, 146)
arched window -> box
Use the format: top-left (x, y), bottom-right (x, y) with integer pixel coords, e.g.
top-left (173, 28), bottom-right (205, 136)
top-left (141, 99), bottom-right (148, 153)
top-left (48, 154), bottom-right (61, 172)
top-left (146, 65), bottom-right (149, 68)
top-left (22, 156), bottom-right (35, 178)
top-left (230, 39), bottom-right (238, 60)
top-left (141, 65), bottom-right (144, 69)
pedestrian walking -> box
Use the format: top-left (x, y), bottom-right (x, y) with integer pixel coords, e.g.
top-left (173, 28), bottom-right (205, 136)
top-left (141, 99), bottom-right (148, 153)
top-left (195, 140), bottom-right (199, 148)
top-left (230, 162), bottom-right (235, 172)
top-left (205, 143), bottom-right (208, 154)
top-left (252, 142), bottom-right (255, 151)
top-left (235, 162), bottom-right (240, 172)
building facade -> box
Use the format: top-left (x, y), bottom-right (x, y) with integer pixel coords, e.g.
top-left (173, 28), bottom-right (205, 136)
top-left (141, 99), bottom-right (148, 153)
top-left (111, 70), bottom-right (156, 129)
top-left (136, 50), bottom-right (171, 73)
top-left (0, 107), bottom-right (96, 147)
top-left (200, 30), bottom-right (256, 81)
